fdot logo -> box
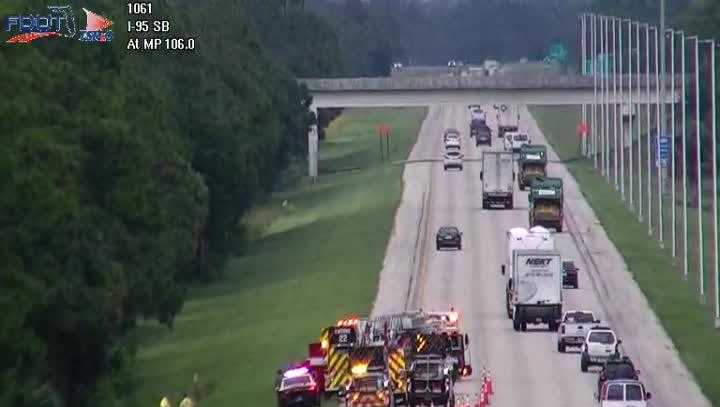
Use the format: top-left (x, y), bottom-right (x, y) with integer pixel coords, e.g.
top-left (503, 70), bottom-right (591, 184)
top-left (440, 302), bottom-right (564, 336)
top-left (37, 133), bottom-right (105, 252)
top-left (78, 8), bottom-right (113, 43)
top-left (4, 5), bottom-right (112, 44)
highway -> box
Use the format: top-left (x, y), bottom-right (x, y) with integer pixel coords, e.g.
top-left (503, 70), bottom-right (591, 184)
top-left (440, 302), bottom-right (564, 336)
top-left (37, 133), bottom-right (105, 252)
top-left (371, 104), bottom-right (711, 406)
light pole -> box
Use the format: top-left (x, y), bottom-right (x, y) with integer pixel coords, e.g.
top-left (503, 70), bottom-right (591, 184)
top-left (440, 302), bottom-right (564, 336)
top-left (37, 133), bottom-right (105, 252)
top-left (656, 26), bottom-right (663, 245)
top-left (709, 40), bottom-right (719, 326)
top-left (582, 14), bottom-right (588, 156)
top-left (638, 22), bottom-right (644, 221)
top-left (606, 16), bottom-right (612, 181)
top-left (688, 35), bottom-right (704, 298)
top-left (667, 28), bottom-right (676, 258)
top-left (613, 17), bottom-right (619, 190)
top-left (628, 19), bottom-right (634, 209)
top-left (593, 14), bottom-right (598, 167)
top-left (681, 30), bottom-right (688, 280)
top-left (647, 24), bottom-right (653, 235)
top-left (620, 18), bottom-right (626, 201)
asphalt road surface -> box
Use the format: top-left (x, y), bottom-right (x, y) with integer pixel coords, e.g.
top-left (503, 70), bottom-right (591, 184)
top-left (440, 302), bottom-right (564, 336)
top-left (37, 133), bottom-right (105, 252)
top-left (371, 104), bottom-right (711, 406)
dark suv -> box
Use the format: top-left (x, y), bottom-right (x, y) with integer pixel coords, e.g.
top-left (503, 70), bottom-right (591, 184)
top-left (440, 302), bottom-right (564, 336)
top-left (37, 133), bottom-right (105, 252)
top-left (596, 356), bottom-right (639, 401)
top-left (405, 356), bottom-right (454, 407)
top-left (562, 261), bottom-right (579, 288)
top-left (436, 226), bottom-right (462, 251)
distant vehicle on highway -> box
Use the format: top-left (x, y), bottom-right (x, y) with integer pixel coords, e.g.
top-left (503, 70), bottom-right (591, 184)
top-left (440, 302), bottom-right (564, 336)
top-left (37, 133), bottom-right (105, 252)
top-left (443, 150), bottom-right (464, 171)
top-left (581, 326), bottom-right (621, 372)
top-left (480, 151), bottom-right (514, 209)
top-left (503, 131), bottom-right (531, 152)
top-left (436, 226), bottom-right (462, 250)
top-left (562, 261), bottom-right (579, 288)
top-left (276, 367), bottom-right (321, 407)
top-left (392, 62), bottom-right (404, 69)
top-left (597, 379), bottom-right (651, 407)
top-left (557, 310), bottom-right (599, 352)
top-left (444, 137), bottom-right (461, 150)
top-left (443, 128), bottom-right (461, 141)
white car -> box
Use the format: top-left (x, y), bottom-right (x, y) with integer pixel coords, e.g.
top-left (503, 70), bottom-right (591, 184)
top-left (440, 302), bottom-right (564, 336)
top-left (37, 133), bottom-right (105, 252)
top-left (503, 132), bottom-right (530, 152)
top-left (597, 379), bottom-right (651, 407)
top-left (443, 150), bottom-right (463, 171)
top-left (557, 310), bottom-right (600, 352)
top-left (444, 138), bottom-right (461, 149)
top-left (581, 326), bottom-right (621, 372)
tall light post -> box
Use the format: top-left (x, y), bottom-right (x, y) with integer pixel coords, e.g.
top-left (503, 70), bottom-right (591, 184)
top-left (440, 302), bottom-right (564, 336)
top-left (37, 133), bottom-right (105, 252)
top-left (606, 16), bottom-right (612, 181)
top-left (656, 26), bottom-right (664, 245)
top-left (708, 40), bottom-right (719, 326)
top-left (628, 19), bottom-right (634, 209)
top-left (619, 18), bottom-right (626, 201)
top-left (613, 17), bottom-right (619, 190)
top-left (688, 35), bottom-right (704, 298)
top-left (647, 24), bottom-right (653, 235)
top-left (593, 14), bottom-right (598, 167)
top-left (667, 28), bottom-right (676, 258)
top-left (582, 14), bottom-right (588, 156)
top-left (680, 30), bottom-right (688, 280)
top-left (637, 22), bottom-right (644, 221)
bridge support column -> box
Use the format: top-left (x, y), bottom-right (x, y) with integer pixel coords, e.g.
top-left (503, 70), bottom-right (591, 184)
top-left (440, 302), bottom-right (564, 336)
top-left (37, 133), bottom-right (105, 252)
top-left (308, 107), bottom-right (319, 183)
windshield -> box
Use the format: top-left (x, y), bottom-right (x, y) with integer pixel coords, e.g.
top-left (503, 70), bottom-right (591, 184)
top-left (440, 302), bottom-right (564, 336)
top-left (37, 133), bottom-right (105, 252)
top-left (353, 377), bottom-right (382, 392)
top-left (513, 134), bottom-right (528, 141)
top-left (589, 331), bottom-right (615, 344)
top-left (626, 384), bottom-right (644, 400)
top-left (564, 312), bottom-right (595, 323)
top-left (606, 384), bottom-right (624, 400)
top-left (412, 363), bottom-right (443, 379)
top-left (281, 376), bottom-right (312, 389)
top-left (440, 227), bottom-right (458, 235)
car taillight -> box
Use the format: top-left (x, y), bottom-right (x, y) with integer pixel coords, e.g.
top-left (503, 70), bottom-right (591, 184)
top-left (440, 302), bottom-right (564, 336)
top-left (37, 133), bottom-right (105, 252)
top-left (309, 384), bottom-right (316, 392)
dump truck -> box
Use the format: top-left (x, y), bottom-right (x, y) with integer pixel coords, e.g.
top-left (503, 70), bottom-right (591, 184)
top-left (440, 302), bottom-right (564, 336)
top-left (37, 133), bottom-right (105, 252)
top-left (481, 151), bottom-right (515, 209)
top-left (517, 145), bottom-right (548, 190)
top-left (528, 177), bottom-right (564, 232)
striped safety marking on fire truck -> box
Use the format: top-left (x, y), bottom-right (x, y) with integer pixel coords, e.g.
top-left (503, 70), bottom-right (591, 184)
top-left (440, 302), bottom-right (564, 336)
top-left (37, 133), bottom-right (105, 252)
top-left (326, 347), bottom-right (351, 391)
top-left (388, 348), bottom-right (405, 392)
top-left (346, 393), bottom-right (390, 407)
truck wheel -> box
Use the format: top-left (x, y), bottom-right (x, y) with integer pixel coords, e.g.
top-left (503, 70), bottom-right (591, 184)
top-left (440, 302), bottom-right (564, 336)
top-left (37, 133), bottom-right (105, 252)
top-left (574, 281), bottom-right (579, 289)
top-left (436, 244), bottom-right (441, 251)
top-left (558, 341), bottom-right (566, 353)
top-left (556, 224), bottom-right (563, 233)
top-left (520, 321), bottom-right (527, 331)
top-left (512, 314), bottom-right (520, 331)
top-left (457, 244), bottom-right (462, 251)
top-left (549, 321), bottom-right (558, 331)
top-left (580, 355), bottom-right (589, 372)
top-left (482, 201), bottom-right (488, 210)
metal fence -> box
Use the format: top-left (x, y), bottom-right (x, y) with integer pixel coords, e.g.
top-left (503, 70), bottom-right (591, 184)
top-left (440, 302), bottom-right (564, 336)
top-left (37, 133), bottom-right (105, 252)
top-left (579, 13), bottom-right (720, 328)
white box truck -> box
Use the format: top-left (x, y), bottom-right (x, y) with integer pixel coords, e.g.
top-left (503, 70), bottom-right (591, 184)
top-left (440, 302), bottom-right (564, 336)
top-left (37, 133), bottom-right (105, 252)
top-left (508, 249), bottom-right (563, 332)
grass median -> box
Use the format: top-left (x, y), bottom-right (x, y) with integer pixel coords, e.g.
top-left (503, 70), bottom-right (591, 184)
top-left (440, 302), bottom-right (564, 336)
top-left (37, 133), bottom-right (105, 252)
top-left (127, 107), bottom-right (428, 407)
top-left (529, 105), bottom-right (720, 405)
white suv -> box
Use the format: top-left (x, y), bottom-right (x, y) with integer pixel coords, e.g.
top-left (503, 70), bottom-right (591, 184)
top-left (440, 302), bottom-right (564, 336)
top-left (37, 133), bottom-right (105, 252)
top-left (581, 326), bottom-right (620, 372)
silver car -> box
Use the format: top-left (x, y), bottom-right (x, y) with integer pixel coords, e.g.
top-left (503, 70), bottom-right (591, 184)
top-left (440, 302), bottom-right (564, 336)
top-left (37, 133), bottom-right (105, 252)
top-left (443, 150), bottom-right (463, 171)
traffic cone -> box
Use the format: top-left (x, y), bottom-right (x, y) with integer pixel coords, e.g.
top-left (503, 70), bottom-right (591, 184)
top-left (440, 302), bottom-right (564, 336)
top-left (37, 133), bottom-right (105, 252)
top-left (485, 369), bottom-right (494, 396)
top-left (476, 388), bottom-right (486, 407)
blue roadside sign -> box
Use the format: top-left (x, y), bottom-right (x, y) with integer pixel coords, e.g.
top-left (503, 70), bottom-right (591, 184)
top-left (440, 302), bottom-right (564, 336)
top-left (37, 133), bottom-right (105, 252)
top-left (656, 134), bottom-right (670, 168)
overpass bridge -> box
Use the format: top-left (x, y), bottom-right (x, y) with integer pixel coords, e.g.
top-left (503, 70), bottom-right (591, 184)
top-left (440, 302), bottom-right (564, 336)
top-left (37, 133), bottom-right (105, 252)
top-left (301, 72), bottom-right (681, 179)
top-left (301, 73), bottom-right (680, 109)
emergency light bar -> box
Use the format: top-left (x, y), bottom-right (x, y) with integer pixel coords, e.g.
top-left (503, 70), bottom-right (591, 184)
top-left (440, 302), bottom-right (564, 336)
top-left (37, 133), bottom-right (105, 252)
top-left (351, 363), bottom-right (368, 376)
top-left (284, 367), bottom-right (309, 378)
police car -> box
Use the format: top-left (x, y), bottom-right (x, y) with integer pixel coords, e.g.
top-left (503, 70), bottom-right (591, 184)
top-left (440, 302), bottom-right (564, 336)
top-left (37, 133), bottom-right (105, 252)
top-left (276, 367), bottom-right (321, 406)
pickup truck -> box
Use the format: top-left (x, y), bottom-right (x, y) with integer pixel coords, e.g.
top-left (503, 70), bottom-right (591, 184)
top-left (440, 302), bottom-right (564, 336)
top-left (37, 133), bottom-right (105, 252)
top-left (557, 310), bottom-right (600, 352)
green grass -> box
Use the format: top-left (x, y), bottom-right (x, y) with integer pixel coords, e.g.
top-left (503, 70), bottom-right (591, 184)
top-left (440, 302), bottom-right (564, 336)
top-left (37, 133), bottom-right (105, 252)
top-left (126, 107), bottom-right (427, 407)
top-left (530, 105), bottom-right (720, 405)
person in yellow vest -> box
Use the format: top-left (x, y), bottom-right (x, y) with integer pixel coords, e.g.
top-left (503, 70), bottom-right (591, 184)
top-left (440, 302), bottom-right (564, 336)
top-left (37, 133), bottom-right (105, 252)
top-left (160, 396), bottom-right (172, 407)
top-left (179, 393), bottom-right (195, 407)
